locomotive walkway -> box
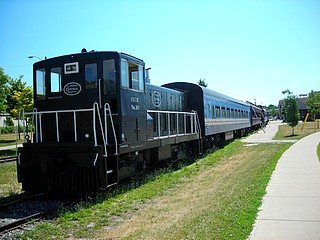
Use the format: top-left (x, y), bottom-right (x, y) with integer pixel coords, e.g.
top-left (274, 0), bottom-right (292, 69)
top-left (244, 121), bottom-right (320, 240)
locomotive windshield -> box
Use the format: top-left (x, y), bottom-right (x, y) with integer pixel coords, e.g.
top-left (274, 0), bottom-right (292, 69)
top-left (50, 67), bottom-right (62, 93)
top-left (121, 59), bottom-right (144, 91)
top-left (103, 59), bottom-right (116, 94)
top-left (36, 68), bottom-right (46, 100)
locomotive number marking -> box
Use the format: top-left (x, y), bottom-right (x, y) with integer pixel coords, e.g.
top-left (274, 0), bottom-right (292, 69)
top-left (131, 97), bottom-right (140, 111)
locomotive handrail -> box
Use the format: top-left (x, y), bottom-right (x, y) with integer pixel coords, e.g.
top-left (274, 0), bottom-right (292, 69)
top-left (104, 103), bottom-right (118, 155)
top-left (193, 110), bottom-right (203, 154)
top-left (18, 103), bottom-right (117, 158)
top-left (33, 108), bottom-right (38, 143)
top-left (93, 102), bottom-right (108, 156)
top-left (147, 109), bottom-right (199, 140)
top-left (18, 108), bottom-right (25, 142)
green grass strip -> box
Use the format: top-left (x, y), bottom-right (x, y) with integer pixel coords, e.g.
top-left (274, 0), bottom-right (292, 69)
top-left (22, 140), bottom-right (291, 239)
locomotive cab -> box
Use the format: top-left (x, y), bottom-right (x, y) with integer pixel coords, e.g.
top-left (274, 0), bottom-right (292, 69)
top-left (18, 51), bottom-right (148, 193)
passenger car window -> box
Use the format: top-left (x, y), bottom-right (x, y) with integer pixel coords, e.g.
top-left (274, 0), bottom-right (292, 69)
top-left (36, 68), bottom-right (46, 100)
top-left (215, 106), bottom-right (220, 118)
top-left (85, 63), bottom-right (97, 89)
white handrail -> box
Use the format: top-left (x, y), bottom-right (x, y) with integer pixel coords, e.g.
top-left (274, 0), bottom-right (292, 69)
top-left (104, 103), bottom-right (118, 155)
top-left (147, 109), bottom-right (198, 140)
top-left (93, 102), bottom-right (108, 156)
top-left (18, 103), bottom-right (119, 157)
top-left (33, 108), bottom-right (38, 143)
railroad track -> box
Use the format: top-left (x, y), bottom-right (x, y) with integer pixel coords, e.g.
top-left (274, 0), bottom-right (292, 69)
top-left (0, 156), bottom-right (16, 164)
top-left (0, 194), bottom-right (45, 235)
top-left (0, 193), bottom-right (70, 237)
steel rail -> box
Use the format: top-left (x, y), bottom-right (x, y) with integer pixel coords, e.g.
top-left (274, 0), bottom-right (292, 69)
top-left (0, 156), bottom-right (16, 164)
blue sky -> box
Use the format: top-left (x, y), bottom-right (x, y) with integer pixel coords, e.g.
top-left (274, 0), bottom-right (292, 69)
top-left (1, 0), bottom-right (319, 106)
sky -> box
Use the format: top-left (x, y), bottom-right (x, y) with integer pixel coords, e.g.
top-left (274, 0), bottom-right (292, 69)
top-left (0, 0), bottom-right (319, 106)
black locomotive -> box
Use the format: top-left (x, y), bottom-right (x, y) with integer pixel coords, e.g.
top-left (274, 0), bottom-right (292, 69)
top-left (17, 50), bottom-right (266, 194)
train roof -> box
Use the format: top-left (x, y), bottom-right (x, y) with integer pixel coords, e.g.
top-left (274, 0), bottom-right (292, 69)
top-left (33, 50), bottom-right (144, 66)
top-left (164, 82), bottom-right (248, 107)
top-left (201, 85), bottom-right (248, 106)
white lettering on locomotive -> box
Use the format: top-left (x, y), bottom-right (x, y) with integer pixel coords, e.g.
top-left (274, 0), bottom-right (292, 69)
top-left (131, 97), bottom-right (140, 110)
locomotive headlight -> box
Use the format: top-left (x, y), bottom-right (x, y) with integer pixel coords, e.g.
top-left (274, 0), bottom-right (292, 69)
top-left (85, 133), bottom-right (90, 139)
top-left (25, 135), bottom-right (30, 141)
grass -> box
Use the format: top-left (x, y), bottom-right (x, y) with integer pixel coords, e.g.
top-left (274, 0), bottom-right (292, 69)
top-left (8, 122), bottom-right (318, 239)
top-left (0, 133), bottom-right (23, 158)
top-left (0, 133), bottom-right (24, 147)
top-left (0, 133), bottom-right (22, 200)
top-left (273, 121), bottom-right (319, 140)
top-left (22, 140), bottom-right (292, 240)
top-left (0, 162), bottom-right (22, 199)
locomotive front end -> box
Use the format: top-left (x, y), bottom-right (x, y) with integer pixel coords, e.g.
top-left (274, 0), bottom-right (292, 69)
top-left (17, 51), bottom-right (121, 194)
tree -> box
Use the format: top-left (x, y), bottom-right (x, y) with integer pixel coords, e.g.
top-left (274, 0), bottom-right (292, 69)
top-left (0, 68), bottom-right (33, 118)
top-left (198, 78), bottom-right (208, 87)
top-left (306, 91), bottom-right (320, 120)
top-left (10, 87), bottom-right (34, 117)
top-left (282, 89), bottom-right (299, 135)
top-left (0, 67), bottom-right (10, 113)
top-left (4, 75), bottom-right (33, 118)
top-left (266, 104), bottom-right (279, 118)
top-left (6, 75), bottom-right (26, 112)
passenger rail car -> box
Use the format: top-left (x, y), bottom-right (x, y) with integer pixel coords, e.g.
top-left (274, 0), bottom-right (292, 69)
top-left (247, 101), bottom-right (265, 130)
top-left (17, 50), bottom-right (265, 194)
top-left (163, 83), bottom-right (251, 147)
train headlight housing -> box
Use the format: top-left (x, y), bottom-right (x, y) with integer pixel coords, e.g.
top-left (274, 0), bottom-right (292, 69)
top-left (85, 133), bottom-right (90, 139)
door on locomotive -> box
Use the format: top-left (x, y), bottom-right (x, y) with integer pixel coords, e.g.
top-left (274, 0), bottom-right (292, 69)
top-left (119, 56), bottom-right (147, 146)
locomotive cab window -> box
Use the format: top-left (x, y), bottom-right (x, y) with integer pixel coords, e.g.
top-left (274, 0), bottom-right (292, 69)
top-left (36, 68), bottom-right (46, 100)
top-left (85, 63), bottom-right (97, 89)
top-left (50, 67), bottom-right (62, 93)
top-left (103, 59), bottom-right (116, 94)
top-left (121, 59), bottom-right (144, 91)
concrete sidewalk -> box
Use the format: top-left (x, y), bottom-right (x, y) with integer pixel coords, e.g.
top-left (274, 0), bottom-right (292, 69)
top-left (0, 144), bottom-right (22, 151)
top-left (249, 130), bottom-right (320, 240)
top-left (243, 120), bottom-right (297, 144)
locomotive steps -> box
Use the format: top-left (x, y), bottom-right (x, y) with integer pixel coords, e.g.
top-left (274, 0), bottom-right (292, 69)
top-left (20, 121), bottom-right (319, 239)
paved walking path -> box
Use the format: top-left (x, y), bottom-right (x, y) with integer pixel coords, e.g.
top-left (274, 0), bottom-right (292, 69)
top-left (242, 120), bottom-right (296, 143)
top-left (246, 121), bottom-right (320, 240)
top-left (0, 144), bottom-right (22, 151)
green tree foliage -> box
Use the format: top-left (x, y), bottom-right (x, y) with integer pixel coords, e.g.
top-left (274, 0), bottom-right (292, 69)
top-left (10, 87), bottom-right (34, 117)
top-left (0, 68), bottom-right (33, 117)
top-left (0, 67), bottom-right (10, 113)
top-left (282, 89), bottom-right (299, 135)
top-left (7, 75), bottom-right (26, 112)
top-left (198, 78), bottom-right (208, 87)
top-left (266, 104), bottom-right (279, 118)
top-left (306, 91), bottom-right (320, 119)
